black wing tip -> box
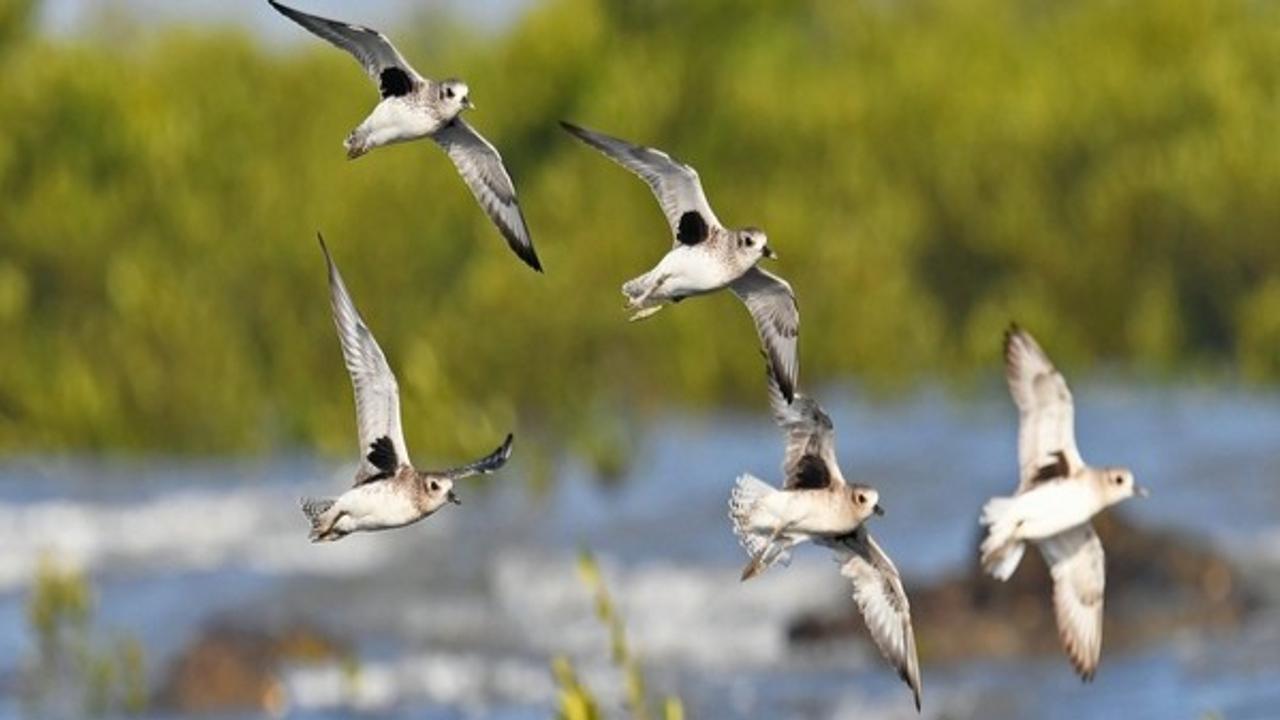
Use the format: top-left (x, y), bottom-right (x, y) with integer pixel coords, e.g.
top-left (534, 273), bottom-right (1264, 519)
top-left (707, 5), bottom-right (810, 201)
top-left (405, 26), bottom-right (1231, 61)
top-left (559, 119), bottom-right (585, 136)
top-left (510, 239), bottom-right (544, 272)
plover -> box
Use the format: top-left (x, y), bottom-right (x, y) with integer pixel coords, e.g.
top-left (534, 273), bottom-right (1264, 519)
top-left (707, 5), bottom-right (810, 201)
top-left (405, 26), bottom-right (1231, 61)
top-left (980, 324), bottom-right (1149, 680)
top-left (302, 234), bottom-right (514, 542)
top-left (560, 121), bottom-right (799, 402)
top-left (729, 367), bottom-right (921, 710)
top-left (268, 1), bottom-right (542, 272)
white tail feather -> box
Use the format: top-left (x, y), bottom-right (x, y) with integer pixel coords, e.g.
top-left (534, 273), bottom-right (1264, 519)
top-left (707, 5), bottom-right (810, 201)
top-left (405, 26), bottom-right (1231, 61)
top-left (729, 474), bottom-right (795, 577)
top-left (979, 496), bottom-right (1025, 580)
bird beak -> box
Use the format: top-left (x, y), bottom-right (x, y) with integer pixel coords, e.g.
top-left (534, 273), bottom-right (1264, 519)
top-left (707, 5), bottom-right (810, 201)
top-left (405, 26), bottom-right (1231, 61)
top-left (447, 490), bottom-right (461, 505)
top-left (762, 245), bottom-right (777, 260)
top-left (463, 97), bottom-right (475, 110)
top-left (873, 504), bottom-right (885, 517)
top-left (1135, 486), bottom-right (1150, 498)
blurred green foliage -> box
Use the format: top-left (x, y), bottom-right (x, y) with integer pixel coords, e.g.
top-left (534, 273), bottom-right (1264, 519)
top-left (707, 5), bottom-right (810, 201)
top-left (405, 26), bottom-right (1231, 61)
top-left (552, 550), bottom-right (683, 720)
top-left (23, 556), bottom-right (148, 717)
top-left (0, 0), bottom-right (1276, 457)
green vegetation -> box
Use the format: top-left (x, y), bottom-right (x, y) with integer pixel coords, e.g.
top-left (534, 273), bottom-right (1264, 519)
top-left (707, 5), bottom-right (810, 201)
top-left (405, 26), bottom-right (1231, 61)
top-left (22, 556), bottom-right (148, 717)
top-left (0, 0), bottom-right (1276, 457)
top-left (552, 550), bottom-right (684, 720)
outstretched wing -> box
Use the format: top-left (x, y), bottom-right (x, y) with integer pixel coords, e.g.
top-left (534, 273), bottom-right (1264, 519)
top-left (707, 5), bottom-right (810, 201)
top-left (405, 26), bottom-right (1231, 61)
top-left (560, 121), bottom-right (722, 246)
top-left (318, 235), bottom-right (411, 483)
top-left (763, 362), bottom-right (838, 490)
top-left (831, 528), bottom-right (923, 711)
top-left (732, 267), bottom-right (800, 405)
top-left (436, 433), bottom-right (514, 481)
top-left (1039, 523), bottom-right (1105, 682)
top-left (1004, 325), bottom-right (1084, 493)
top-left (432, 119), bottom-right (541, 271)
top-left (268, 1), bottom-right (427, 98)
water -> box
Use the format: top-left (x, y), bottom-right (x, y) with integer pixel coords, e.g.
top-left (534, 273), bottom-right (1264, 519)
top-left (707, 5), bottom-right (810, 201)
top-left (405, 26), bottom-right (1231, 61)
top-left (2, 384), bottom-right (1279, 719)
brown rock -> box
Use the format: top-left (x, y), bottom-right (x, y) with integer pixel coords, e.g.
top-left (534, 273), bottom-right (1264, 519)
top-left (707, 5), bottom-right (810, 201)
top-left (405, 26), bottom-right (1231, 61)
top-left (156, 623), bottom-right (348, 715)
top-left (789, 511), bottom-right (1260, 666)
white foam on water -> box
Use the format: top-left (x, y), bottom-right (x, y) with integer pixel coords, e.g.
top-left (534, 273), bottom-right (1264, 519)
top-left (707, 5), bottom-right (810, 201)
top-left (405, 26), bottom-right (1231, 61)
top-left (0, 484), bottom-right (395, 591)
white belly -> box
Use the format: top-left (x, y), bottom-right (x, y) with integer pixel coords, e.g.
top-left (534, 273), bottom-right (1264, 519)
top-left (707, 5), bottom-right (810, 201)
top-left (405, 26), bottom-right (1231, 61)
top-left (651, 246), bottom-right (740, 298)
top-left (1009, 482), bottom-right (1100, 540)
top-left (333, 483), bottom-right (424, 532)
top-left (362, 97), bottom-right (444, 146)
top-left (757, 490), bottom-right (856, 537)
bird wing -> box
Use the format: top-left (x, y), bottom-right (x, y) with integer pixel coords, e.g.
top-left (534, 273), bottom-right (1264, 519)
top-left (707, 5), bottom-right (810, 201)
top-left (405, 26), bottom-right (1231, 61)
top-left (268, 1), bottom-right (427, 98)
top-left (318, 235), bottom-right (412, 484)
top-left (732, 267), bottom-right (800, 406)
top-left (1004, 325), bottom-right (1084, 493)
top-left (832, 527), bottom-right (923, 711)
top-left (1039, 523), bottom-right (1106, 681)
top-left (560, 121), bottom-right (722, 246)
top-left (763, 362), bottom-right (838, 490)
top-left (432, 119), bottom-right (542, 272)
top-left (435, 433), bottom-right (514, 481)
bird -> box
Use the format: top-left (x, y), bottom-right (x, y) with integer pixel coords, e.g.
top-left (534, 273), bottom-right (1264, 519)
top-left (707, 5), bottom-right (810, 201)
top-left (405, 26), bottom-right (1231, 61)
top-left (267, 1), bottom-right (542, 272)
top-left (560, 121), bottom-right (800, 402)
top-left (728, 365), bottom-right (922, 711)
top-left (979, 324), bottom-right (1149, 680)
top-left (302, 234), bottom-right (514, 542)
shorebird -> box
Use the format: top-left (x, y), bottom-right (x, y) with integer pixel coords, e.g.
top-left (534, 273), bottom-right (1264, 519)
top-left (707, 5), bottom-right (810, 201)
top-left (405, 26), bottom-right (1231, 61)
top-left (980, 324), bottom-right (1149, 680)
top-left (268, 1), bottom-right (542, 272)
top-left (302, 234), bottom-right (514, 542)
top-left (729, 366), bottom-right (921, 710)
top-left (560, 121), bottom-right (800, 402)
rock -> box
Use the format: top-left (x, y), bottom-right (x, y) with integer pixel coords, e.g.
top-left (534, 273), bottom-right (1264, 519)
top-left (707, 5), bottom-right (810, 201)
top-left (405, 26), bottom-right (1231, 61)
top-left (788, 511), bottom-right (1261, 665)
top-left (156, 623), bottom-right (348, 715)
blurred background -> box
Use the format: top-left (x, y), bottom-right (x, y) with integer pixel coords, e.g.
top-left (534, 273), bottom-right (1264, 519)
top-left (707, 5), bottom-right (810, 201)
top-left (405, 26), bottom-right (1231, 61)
top-left (0, 0), bottom-right (1277, 717)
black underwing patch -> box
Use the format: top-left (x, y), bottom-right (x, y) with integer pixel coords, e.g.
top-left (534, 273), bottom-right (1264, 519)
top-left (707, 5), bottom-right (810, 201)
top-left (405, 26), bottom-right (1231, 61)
top-left (791, 454), bottom-right (830, 489)
top-left (380, 67), bottom-right (413, 98)
top-left (676, 211), bottom-right (709, 245)
top-left (366, 436), bottom-right (399, 474)
top-left (1032, 450), bottom-right (1071, 483)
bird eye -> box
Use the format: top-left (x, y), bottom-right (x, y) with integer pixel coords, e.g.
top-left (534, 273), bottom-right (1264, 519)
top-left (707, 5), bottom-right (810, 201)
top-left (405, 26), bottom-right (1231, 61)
top-left (1113, 476), bottom-right (1123, 485)
top-left (445, 87), bottom-right (455, 99)
top-left (430, 481), bottom-right (440, 491)
top-left (856, 493), bottom-right (866, 504)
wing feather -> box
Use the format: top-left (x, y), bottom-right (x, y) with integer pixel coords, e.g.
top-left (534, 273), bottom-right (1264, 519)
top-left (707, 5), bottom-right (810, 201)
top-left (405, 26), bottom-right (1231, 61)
top-left (560, 121), bottom-right (722, 245)
top-left (831, 528), bottom-right (923, 711)
top-left (1039, 524), bottom-right (1106, 681)
top-left (733, 267), bottom-right (800, 406)
top-left (433, 119), bottom-right (541, 271)
top-left (318, 235), bottom-right (411, 483)
top-left (1004, 325), bottom-right (1084, 493)
top-left (268, 1), bottom-right (426, 95)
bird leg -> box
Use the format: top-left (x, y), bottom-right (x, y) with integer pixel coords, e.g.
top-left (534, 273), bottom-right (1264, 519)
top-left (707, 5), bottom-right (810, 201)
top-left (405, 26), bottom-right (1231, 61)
top-left (740, 521), bottom-right (794, 581)
top-left (627, 274), bottom-right (669, 322)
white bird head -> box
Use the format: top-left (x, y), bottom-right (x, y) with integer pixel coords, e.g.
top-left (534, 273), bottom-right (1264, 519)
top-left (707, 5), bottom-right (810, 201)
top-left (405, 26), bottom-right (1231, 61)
top-left (439, 79), bottom-right (473, 115)
top-left (736, 227), bottom-right (774, 262)
top-left (1094, 467), bottom-right (1147, 505)
top-left (849, 485), bottom-right (885, 519)
top-left (422, 475), bottom-right (461, 508)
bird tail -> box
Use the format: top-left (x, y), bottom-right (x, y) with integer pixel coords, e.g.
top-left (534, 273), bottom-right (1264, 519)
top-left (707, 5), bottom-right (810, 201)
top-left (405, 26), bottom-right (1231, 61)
top-left (979, 496), bottom-right (1025, 580)
top-left (301, 497), bottom-right (337, 542)
top-left (621, 271), bottom-right (652, 302)
top-left (729, 474), bottom-right (794, 580)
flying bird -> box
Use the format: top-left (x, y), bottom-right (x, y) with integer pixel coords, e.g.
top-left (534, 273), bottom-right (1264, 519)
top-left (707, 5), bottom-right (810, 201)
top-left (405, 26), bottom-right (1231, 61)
top-left (560, 121), bottom-right (799, 402)
top-left (728, 367), bottom-right (921, 710)
top-left (268, 1), bottom-right (542, 271)
top-left (980, 324), bottom-right (1149, 680)
top-left (302, 234), bottom-right (514, 542)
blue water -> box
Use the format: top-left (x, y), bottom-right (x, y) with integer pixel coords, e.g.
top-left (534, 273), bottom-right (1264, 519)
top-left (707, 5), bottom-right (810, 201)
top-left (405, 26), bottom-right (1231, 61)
top-left (2, 384), bottom-right (1278, 719)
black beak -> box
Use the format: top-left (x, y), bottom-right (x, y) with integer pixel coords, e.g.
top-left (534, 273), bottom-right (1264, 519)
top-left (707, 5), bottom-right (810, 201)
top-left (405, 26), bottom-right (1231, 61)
top-left (762, 245), bottom-right (777, 260)
top-left (447, 490), bottom-right (461, 505)
top-left (873, 504), bottom-right (885, 517)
